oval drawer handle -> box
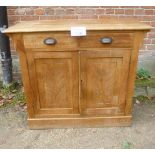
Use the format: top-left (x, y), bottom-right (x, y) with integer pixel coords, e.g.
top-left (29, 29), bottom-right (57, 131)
top-left (100, 37), bottom-right (112, 44)
top-left (44, 38), bottom-right (57, 45)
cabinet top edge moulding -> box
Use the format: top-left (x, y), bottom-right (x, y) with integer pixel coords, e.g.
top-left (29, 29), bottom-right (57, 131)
top-left (3, 19), bottom-right (152, 34)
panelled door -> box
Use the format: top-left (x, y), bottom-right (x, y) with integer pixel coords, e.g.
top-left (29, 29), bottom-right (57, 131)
top-left (26, 49), bottom-right (131, 118)
top-left (26, 51), bottom-right (79, 117)
top-left (80, 49), bottom-right (131, 116)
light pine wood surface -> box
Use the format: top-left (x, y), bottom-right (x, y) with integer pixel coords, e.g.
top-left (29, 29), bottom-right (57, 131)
top-left (3, 19), bottom-right (151, 33)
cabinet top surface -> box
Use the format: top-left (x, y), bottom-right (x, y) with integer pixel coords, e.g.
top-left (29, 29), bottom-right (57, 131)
top-left (3, 19), bottom-right (152, 33)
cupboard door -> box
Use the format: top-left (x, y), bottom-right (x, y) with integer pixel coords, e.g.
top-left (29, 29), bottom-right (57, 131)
top-left (26, 51), bottom-right (79, 117)
top-left (80, 49), bottom-right (131, 116)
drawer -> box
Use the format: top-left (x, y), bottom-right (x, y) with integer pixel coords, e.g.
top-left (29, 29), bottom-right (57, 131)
top-left (23, 31), bottom-right (134, 51)
top-left (23, 32), bottom-right (78, 51)
top-left (79, 32), bottom-right (134, 48)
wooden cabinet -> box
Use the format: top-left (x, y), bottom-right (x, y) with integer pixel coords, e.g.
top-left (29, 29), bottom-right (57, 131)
top-left (3, 19), bottom-right (151, 129)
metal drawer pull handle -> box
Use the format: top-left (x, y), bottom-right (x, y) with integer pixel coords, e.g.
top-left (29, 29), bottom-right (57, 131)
top-left (44, 38), bottom-right (57, 45)
top-left (100, 37), bottom-right (112, 44)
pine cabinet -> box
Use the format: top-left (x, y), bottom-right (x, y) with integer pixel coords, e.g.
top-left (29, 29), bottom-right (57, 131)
top-left (3, 19), bottom-right (151, 129)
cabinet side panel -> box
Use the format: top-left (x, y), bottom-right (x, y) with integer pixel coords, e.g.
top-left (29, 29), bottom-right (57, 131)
top-left (125, 31), bottom-right (146, 115)
top-left (11, 34), bottom-right (35, 118)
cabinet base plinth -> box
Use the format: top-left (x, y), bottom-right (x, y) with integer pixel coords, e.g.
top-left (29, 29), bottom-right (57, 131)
top-left (28, 116), bottom-right (132, 129)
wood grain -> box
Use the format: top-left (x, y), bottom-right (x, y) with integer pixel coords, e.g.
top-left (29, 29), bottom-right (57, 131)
top-left (26, 51), bottom-right (79, 116)
top-left (80, 49), bottom-right (131, 116)
top-left (23, 32), bottom-right (78, 51)
top-left (10, 34), bottom-right (35, 118)
top-left (79, 32), bottom-right (134, 48)
top-left (125, 31), bottom-right (146, 115)
top-left (3, 19), bottom-right (152, 33)
top-left (4, 19), bottom-right (151, 128)
top-left (28, 115), bottom-right (132, 129)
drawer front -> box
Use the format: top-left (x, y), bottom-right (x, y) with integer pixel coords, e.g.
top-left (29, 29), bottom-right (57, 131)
top-left (23, 31), bottom-right (134, 50)
top-left (79, 32), bottom-right (134, 48)
top-left (23, 32), bottom-right (78, 50)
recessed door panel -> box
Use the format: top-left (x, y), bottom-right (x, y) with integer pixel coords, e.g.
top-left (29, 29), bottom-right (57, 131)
top-left (26, 51), bottom-right (79, 117)
top-left (80, 49), bottom-right (131, 116)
